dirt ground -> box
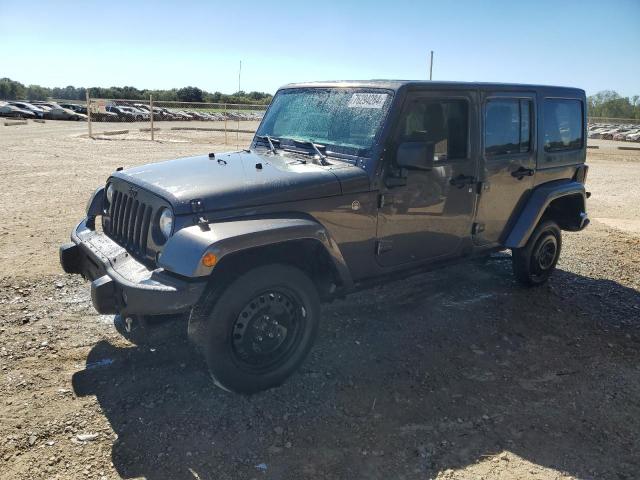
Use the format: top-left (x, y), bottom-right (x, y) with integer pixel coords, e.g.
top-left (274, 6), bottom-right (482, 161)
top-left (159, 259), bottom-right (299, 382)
top-left (0, 121), bottom-right (639, 480)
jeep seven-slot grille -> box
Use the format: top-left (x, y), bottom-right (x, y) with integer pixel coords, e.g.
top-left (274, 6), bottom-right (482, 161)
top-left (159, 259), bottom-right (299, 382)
top-left (106, 190), bottom-right (153, 254)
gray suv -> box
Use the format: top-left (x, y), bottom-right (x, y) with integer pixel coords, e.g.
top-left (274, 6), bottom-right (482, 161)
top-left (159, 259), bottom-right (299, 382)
top-left (61, 81), bottom-right (590, 393)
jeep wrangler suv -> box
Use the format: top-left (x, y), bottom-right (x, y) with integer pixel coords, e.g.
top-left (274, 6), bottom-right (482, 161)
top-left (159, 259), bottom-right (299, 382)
top-left (61, 81), bottom-right (589, 393)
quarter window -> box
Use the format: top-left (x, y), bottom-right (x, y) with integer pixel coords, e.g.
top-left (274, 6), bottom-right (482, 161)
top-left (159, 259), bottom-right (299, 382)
top-left (485, 99), bottom-right (532, 156)
top-left (398, 99), bottom-right (468, 161)
top-left (543, 99), bottom-right (583, 152)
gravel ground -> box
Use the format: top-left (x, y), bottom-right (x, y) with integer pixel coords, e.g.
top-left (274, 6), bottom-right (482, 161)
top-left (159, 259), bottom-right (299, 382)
top-left (0, 122), bottom-right (639, 479)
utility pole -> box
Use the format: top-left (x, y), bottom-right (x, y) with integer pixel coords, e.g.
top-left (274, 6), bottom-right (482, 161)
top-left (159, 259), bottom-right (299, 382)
top-left (429, 51), bottom-right (434, 80)
top-left (237, 60), bottom-right (242, 147)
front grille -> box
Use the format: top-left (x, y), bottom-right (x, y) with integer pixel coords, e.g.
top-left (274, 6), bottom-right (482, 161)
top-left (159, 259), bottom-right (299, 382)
top-left (106, 190), bottom-right (153, 255)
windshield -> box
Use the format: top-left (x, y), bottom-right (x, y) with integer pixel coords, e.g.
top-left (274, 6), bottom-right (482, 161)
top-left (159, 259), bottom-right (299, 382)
top-left (256, 87), bottom-right (393, 157)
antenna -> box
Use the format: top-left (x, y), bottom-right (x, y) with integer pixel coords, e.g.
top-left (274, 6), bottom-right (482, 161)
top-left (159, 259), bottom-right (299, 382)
top-left (429, 51), bottom-right (434, 80)
top-left (238, 60), bottom-right (242, 93)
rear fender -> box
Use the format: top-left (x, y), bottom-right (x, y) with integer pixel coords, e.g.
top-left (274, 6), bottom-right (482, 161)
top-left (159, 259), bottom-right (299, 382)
top-left (503, 180), bottom-right (588, 249)
top-left (158, 216), bottom-right (353, 289)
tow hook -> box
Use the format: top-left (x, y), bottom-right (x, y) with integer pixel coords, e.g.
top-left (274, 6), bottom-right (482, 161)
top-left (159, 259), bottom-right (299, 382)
top-left (125, 316), bottom-right (133, 333)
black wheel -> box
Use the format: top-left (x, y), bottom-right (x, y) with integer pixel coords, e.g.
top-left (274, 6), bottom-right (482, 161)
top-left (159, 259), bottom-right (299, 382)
top-left (512, 219), bottom-right (562, 286)
top-left (194, 264), bottom-right (320, 394)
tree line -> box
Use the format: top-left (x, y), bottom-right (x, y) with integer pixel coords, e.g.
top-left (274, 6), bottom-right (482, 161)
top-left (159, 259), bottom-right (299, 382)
top-left (2, 77), bottom-right (639, 117)
top-left (0, 78), bottom-right (273, 105)
top-left (587, 90), bottom-right (640, 120)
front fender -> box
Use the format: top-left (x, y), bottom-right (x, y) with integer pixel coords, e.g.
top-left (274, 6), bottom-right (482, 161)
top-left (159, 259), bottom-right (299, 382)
top-left (85, 186), bottom-right (105, 229)
top-left (158, 216), bottom-right (353, 289)
top-left (503, 180), bottom-right (588, 249)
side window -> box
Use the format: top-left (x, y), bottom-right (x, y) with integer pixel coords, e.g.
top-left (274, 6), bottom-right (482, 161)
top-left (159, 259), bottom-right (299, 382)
top-left (544, 99), bottom-right (583, 152)
top-left (398, 99), bottom-right (468, 161)
top-left (484, 99), bottom-right (532, 156)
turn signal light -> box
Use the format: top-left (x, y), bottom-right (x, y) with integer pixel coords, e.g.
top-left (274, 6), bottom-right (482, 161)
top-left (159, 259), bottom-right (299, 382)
top-left (202, 252), bottom-right (217, 268)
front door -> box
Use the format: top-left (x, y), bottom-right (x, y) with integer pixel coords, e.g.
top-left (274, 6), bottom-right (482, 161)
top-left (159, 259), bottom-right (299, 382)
top-left (376, 91), bottom-right (479, 267)
top-left (473, 92), bottom-right (536, 245)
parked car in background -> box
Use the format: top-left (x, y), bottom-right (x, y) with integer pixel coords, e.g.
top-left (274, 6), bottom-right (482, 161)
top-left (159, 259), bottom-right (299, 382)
top-left (152, 107), bottom-right (179, 120)
top-left (50, 107), bottom-right (86, 121)
top-left (187, 111), bottom-right (209, 120)
top-left (59, 103), bottom-right (87, 114)
top-left (588, 123), bottom-right (640, 141)
top-left (612, 130), bottom-right (636, 141)
top-left (60, 102), bottom-right (117, 122)
top-left (8, 101), bottom-right (47, 119)
top-left (0, 101), bottom-right (36, 119)
top-left (106, 105), bottom-right (143, 121)
top-left (117, 106), bottom-right (150, 121)
top-left (31, 101), bottom-right (86, 120)
top-left (626, 132), bottom-right (640, 142)
top-left (171, 109), bottom-right (195, 120)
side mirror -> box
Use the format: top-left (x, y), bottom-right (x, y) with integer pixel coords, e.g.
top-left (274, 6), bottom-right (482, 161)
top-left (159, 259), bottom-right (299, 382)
top-left (396, 142), bottom-right (435, 170)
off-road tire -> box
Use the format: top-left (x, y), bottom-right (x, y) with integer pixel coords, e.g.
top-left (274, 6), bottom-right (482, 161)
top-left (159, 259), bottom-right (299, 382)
top-left (194, 264), bottom-right (320, 394)
top-left (512, 219), bottom-right (562, 286)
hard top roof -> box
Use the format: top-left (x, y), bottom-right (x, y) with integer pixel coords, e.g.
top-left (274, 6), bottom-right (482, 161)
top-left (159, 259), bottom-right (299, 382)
top-left (280, 80), bottom-right (584, 95)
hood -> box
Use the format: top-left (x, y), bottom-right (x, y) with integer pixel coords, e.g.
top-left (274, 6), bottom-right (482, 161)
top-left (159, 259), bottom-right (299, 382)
top-left (112, 150), bottom-right (370, 215)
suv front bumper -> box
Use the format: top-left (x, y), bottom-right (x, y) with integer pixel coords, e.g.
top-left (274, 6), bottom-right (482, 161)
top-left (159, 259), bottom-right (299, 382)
top-left (60, 218), bottom-right (206, 316)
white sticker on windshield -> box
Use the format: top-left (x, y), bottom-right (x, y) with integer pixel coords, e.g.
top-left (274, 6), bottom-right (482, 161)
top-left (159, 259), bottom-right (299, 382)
top-left (348, 93), bottom-right (388, 109)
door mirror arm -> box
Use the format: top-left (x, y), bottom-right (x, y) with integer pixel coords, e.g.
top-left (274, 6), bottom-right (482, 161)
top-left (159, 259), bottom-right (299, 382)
top-left (384, 167), bottom-right (408, 188)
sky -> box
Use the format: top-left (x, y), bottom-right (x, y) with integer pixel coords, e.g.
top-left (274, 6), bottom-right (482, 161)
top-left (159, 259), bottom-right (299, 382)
top-left (1, 0), bottom-right (638, 97)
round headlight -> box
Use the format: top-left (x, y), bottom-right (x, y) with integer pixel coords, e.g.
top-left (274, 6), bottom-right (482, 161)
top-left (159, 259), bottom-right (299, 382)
top-left (106, 184), bottom-right (115, 205)
top-left (159, 208), bottom-right (174, 239)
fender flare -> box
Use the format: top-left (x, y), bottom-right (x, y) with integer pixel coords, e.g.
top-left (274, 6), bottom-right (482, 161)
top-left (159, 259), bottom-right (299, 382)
top-left (85, 186), bottom-right (105, 229)
top-left (158, 216), bottom-right (354, 290)
top-left (503, 180), bottom-right (588, 249)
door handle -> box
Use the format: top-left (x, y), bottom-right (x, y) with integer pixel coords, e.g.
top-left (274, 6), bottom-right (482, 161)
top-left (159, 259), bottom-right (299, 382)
top-left (449, 174), bottom-right (475, 188)
top-left (511, 167), bottom-right (534, 180)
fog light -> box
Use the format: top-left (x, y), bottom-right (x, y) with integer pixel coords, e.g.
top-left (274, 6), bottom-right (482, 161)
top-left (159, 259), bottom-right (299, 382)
top-left (202, 252), bottom-right (217, 268)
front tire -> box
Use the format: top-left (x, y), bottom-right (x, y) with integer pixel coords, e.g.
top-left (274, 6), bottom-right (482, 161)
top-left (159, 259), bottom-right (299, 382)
top-left (194, 264), bottom-right (320, 394)
top-left (512, 219), bottom-right (562, 286)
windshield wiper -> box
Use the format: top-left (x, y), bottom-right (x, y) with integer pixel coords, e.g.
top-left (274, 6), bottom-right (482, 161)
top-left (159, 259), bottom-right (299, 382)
top-left (255, 135), bottom-right (279, 154)
top-left (290, 139), bottom-right (330, 165)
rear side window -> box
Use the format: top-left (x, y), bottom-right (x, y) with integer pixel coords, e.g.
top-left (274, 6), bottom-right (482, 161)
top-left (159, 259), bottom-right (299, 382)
top-left (484, 99), bottom-right (532, 156)
top-left (543, 99), bottom-right (583, 152)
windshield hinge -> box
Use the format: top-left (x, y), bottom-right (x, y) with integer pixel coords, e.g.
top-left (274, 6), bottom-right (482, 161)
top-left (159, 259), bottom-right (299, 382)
top-left (476, 182), bottom-right (490, 194)
top-left (472, 222), bottom-right (485, 235)
top-left (376, 240), bottom-right (393, 255)
top-left (196, 216), bottom-right (210, 231)
top-left (378, 194), bottom-right (393, 208)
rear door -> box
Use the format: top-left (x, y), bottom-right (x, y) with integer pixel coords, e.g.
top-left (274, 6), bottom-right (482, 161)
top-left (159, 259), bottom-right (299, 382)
top-left (375, 90), bottom-right (479, 267)
top-left (474, 92), bottom-right (536, 245)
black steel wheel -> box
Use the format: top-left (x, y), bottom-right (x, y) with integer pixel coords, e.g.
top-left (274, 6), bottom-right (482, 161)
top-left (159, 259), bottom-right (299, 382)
top-left (231, 288), bottom-right (307, 373)
top-left (195, 264), bottom-right (320, 394)
top-left (512, 219), bottom-right (562, 286)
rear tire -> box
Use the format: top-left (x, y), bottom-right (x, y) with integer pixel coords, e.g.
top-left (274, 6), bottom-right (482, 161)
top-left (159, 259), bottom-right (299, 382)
top-left (194, 264), bottom-right (320, 394)
top-left (512, 219), bottom-right (562, 286)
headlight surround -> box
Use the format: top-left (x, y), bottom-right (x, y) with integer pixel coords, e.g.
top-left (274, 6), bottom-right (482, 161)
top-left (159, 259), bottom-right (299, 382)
top-left (105, 183), bottom-right (115, 205)
top-left (158, 208), bottom-right (174, 239)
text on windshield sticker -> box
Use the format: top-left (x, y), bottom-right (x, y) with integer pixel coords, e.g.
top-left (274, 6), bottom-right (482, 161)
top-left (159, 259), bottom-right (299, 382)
top-left (348, 93), bottom-right (388, 109)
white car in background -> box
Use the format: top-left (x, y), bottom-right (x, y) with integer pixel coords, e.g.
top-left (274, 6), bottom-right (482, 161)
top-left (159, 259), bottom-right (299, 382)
top-left (626, 131), bottom-right (640, 142)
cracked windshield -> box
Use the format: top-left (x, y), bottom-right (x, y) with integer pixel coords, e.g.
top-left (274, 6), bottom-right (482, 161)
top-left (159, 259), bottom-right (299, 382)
top-left (256, 88), bottom-right (393, 155)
